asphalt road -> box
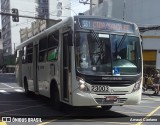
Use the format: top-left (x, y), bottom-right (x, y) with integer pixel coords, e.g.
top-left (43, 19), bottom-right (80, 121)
top-left (0, 73), bottom-right (160, 125)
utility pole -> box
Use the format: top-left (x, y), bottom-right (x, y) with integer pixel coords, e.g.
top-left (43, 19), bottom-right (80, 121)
top-left (89, 0), bottom-right (92, 15)
top-left (79, 0), bottom-right (95, 15)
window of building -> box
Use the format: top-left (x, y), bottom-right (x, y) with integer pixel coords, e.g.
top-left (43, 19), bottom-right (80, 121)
top-left (3, 31), bottom-right (10, 39)
top-left (43, 0), bottom-right (48, 3)
top-left (45, 9), bottom-right (48, 13)
top-left (99, 0), bottom-right (103, 4)
top-left (2, 18), bottom-right (6, 24)
top-left (3, 33), bottom-right (7, 39)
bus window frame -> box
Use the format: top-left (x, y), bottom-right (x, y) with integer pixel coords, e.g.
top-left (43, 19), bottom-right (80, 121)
top-left (39, 36), bottom-right (48, 62)
top-left (47, 30), bottom-right (59, 62)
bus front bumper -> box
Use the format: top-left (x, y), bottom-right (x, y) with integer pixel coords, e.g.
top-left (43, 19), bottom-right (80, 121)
top-left (72, 89), bottom-right (142, 106)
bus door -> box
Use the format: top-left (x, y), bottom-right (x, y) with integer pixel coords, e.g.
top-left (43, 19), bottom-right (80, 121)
top-left (33, 44), bottom-right (39, 93)
top-left (16, 50), bottom-right (23, 87)
top-left (62, 32), bottom-right (71, 101)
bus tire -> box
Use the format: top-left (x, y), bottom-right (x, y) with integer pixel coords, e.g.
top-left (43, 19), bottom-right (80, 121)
top-left (24, 77), bottom-right (30, 96)
top-left (101, 106), bottom-right (112, 110)
top-left (50, 84), bottom-right (62, 110)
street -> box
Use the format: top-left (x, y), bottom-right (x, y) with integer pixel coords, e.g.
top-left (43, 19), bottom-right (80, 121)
top-left (0, 73), bottom-right (160, 125)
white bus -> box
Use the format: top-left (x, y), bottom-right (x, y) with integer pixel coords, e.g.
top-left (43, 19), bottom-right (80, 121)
top-left (15, 15), bottom-right (143, 110)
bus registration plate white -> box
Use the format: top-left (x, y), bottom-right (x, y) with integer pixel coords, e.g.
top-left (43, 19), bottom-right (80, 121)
top-left (106, 96), bottom-right (117, 101)
top-left (91, 85), bottom-right (109, 92)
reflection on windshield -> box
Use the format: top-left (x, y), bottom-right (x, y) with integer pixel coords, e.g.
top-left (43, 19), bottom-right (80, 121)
top-left (75, 32), bottom-right (141, 75)
top-left (111, 34), bottom-right (141, 74)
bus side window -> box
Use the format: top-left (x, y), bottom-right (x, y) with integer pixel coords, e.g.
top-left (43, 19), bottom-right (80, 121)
top-left (26, 43), bottom-right (33, 63)
top-left (47, 30), bottom-right (59, 61)
top-left (15, 50), bottom-right (19, 64)
top-left (22, 47), bottom-right (26, 64)
top-left (39, 36), bottom-right (48, 62)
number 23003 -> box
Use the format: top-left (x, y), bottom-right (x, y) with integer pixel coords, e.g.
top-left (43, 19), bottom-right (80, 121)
top-left (91, 86), bottom-right (109, 92)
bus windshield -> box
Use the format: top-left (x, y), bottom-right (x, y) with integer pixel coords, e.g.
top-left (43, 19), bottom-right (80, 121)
top-left (75, 31), bottom-right (141, 75)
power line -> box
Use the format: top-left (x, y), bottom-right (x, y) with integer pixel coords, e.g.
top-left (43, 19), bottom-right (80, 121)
top-left (0, 11), bottom-right (70, 22)
top-left (11, 20), bottom-right (34, 28)
top-left (139, 25), bottom-right (160, 33)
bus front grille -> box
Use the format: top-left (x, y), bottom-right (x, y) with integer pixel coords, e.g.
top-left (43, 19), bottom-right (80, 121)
top-left (95, 98), bottom-right (127, 105)
top-left (92, 80), bottom-right (131, 87)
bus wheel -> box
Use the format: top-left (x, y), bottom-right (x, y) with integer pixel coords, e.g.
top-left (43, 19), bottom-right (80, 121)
top-left (24, 78), bottom-right (30, 96)
top-left (101, 106), bottom-right (112, 110)
top-left (50, 86), bottom-right (62, 110)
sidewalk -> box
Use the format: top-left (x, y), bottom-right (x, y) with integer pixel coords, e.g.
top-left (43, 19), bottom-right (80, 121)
top-left (142, 89), bottom-right (160, 97)
top-left (0, 73), bottom-right (15, 75)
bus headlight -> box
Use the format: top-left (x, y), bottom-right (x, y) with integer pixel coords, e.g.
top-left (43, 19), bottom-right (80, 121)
top-left (77, 77), bottom-right (89, 92)
top-left (132, 78), bottom-right (142, 93)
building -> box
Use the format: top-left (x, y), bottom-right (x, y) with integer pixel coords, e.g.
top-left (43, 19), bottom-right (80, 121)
top-left (1, 0), bottom-right (37, 66)
top-left (86, 0), bottom-right (160, 71)
top-left (35, 0), bottom-right (49, 19)
top-left (49, 0), bottom-right (70, 20)
top-left (0, 29), bottom-right (3, 68)
top-left (19, 0), bottom-right (71, 42)
top-left (1, 0), bottom-right (71, 66)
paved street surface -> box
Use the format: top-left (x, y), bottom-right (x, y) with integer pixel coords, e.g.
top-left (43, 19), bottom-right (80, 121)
top-left (0, 73), bottom-right (160, 125)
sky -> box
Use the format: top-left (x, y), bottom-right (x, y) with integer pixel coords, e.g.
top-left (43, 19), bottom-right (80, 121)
top-left (71, 0), bottom-right (90, 15)
top-left (0, 0), bottom-right (90, 29)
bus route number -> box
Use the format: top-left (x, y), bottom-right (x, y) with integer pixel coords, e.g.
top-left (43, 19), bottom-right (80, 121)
top-left (91, 85), bottom-right (109, 92)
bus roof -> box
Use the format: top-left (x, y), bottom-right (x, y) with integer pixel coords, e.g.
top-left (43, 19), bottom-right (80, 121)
top-left (16, 16), bottom-right (73, 50)
top-left (74, 15), bottom-right (137, 26)
top-left (16, 15), bottom-right (139, 51)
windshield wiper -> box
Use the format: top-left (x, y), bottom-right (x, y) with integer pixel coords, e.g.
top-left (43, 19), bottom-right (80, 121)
top-left (89, 29), bottom-right (105, 65)
top-left (90, 29), bottom-right (103, 52)
top-left (117, 33), bottom-right (127, 49)
top-left (115, 33), bottom-right (127, 58)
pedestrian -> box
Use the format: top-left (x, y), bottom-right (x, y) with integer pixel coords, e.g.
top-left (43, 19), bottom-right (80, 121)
top-left (153, 70), bottom-right (160, 95)
top-left (143, 74), bottom-right (148, 91)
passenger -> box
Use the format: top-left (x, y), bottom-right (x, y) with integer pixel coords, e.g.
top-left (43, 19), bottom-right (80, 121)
top-left (153, 70), bottom-right (160, 95)
top-left (143, 74), bottom-right (148, 91)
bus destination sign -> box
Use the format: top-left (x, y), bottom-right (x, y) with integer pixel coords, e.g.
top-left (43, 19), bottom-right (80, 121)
top-left (79, 18), bottom-right (135, 33)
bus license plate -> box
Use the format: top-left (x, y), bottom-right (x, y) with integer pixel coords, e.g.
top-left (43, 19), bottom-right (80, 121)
top-left (106, 96), bottom-right (117, 101)
top-left (91, 85), bottom-right (109, 92)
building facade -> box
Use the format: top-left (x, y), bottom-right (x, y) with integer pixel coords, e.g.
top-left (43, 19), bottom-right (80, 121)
top-left (19, 0), bottom-right (71, 43)
top-left (35, 0), bottom-right (49, 19)
top-left (1, 0), bottom-right (37, 65)
top-left (0, 29), bottom-right (3, 68)
top-left (1, 0), bottom-right (71, 66)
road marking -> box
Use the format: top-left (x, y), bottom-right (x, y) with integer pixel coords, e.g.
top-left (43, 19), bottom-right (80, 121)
top-left (135, 105), bottom-right (160, 125)
top-left (0, 121), bottom-right (7, 125)
top-left (0, 90), bottom-right (10, 94)
top-left (0, 89), bottom-right (24, 94)
top-left (37, 113), bottom-right (75, 125)
top-left (142, 98), bottom-right (160, 102)
top-left (36, 119), bottom-right (58, 125)
top-left (0, 82), bottom-right (14, 88)
top-left (0, 87), bottom-right (21, 89)
top-left (14, 89), bottom-right (24, 92)
top-left (141, 100), bottom-right (160, 103)
top-left (125, 105), bottom-right (156, 109)
top-left (116, 111), bottom-right (147, 115)
top-left (104, 122), bottom-right (132, 125)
